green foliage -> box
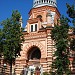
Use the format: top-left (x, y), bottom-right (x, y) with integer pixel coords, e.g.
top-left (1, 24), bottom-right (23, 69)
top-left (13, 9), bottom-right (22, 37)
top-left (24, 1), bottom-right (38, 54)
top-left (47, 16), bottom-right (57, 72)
top-left (70, 38), bottom-right (75, 51)
top-left (66, 3), bottom-right (75, 51)
top-left (0, 29), bottom-right (3, 56)
top-left (1, 10), bottom-right (24, 75)
top-left (66, 3), bottom-right (75, 18)
top-left (43, 72), bottom-right (49, 75)
top-left (51, 16), bottom-right (71, 75)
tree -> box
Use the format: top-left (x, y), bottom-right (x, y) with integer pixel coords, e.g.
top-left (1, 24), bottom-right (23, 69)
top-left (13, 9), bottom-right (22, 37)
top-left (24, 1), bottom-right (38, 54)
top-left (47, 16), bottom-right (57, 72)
top-left (1, 10), bottom-right (24, 75)
top-left (66, 2), bottom-right (75, 51)
top-left (0, 29), bottom-right (3, 69)
top-left (66, 2), bottom-right (75, 74)
top-left (51, 16), bottom-right (71, 75)
top-left (0, 29), bottom-right (3, 57)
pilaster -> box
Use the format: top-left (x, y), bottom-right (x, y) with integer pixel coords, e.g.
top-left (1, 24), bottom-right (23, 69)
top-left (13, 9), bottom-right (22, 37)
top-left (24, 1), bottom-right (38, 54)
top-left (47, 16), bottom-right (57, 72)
top-left (40, 58), bottom-right (48, 72)
top-left (46, 28), bottom-right (54, 72)
top-left (15, 57), bottom-right (26, 75)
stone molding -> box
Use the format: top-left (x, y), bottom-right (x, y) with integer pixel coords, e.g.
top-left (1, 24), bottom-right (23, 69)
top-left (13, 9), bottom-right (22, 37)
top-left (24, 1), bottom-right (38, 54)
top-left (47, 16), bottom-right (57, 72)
top-left (23, 41), bottom-right (46, 59)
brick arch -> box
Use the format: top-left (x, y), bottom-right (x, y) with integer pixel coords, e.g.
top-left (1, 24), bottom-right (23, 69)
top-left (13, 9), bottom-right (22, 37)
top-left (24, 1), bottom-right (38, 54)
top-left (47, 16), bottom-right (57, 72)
top-left (37, 15), bottom-right (42, 19)
top-left (24, 42), bottom-right (45, 59)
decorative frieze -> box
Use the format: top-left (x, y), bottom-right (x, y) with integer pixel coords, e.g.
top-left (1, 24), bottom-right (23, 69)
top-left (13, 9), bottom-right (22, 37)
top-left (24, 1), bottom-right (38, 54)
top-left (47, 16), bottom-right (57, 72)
top-left (24, 32), bottom-right (47, 40)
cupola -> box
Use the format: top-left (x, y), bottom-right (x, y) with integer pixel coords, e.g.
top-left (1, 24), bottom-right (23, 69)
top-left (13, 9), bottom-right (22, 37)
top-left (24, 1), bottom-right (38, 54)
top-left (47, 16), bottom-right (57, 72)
top-left (33, 0), bottom-right (57, 8)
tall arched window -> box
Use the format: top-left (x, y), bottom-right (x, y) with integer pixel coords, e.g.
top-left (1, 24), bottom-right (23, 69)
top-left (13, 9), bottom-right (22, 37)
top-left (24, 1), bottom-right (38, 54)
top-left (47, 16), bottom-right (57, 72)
top-left (31, 25), bottom-right (33, 32)
top-left (49, 0), bottom-right (50, 3)
top-left (47, 0), bottom-right (48, 3)
top-left (37, 1), bottom-right (38, 4)
top-left (35, 24), bottom-right (37, 31)
top-left (42, 0), bottom-right (43, 3)
top-left (30, 24), bottom-right (38, 32)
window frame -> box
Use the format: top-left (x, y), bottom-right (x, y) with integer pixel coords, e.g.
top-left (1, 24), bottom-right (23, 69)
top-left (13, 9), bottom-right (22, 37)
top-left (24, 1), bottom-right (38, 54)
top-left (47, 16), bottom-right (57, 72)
top-left (35, 24), bottom-right (37, 31)
top-left (31, 25), bottom-right (33, 32)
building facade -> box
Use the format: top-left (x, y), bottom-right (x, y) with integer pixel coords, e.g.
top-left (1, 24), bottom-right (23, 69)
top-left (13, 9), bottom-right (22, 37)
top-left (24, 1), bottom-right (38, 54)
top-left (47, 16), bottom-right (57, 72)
top-left (15, 0), bottom-right (60, 75)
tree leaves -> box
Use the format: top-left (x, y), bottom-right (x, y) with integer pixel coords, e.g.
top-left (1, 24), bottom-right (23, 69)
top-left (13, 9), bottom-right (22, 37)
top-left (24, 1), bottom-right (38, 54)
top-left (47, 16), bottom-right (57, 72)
top-left (51, 16), bottom-right (70, 75)
top-left (66, 3), bottom-right (75, 18)
top-left (0, 10), bottom-right (24, 75)
top-left (0, 29), bottom-right (3, 56)
top-left (66, 3), bottom-right (75, 51)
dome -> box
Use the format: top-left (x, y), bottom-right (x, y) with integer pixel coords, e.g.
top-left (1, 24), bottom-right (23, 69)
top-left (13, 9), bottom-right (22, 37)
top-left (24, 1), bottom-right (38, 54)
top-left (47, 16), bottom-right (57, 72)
top-left (33, 0), bottom-right (57, 8)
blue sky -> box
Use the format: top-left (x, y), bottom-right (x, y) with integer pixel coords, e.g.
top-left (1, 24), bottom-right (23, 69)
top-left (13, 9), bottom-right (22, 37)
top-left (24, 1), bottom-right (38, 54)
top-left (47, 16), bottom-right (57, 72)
top-left (0, 0), bottom-right (74, 28)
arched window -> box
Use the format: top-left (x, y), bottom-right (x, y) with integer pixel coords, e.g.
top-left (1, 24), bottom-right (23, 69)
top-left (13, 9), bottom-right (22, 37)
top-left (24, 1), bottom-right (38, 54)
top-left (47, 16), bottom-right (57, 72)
top-left (27, 46), bottom-right (41, 60)
top-left (35, 24), bottom-right (37, 31)
top-left (30, 24), bottom-right (38, 32)
top-left (49, 0), bottom-right (50, 3)
top-left (37, 15), bottom-right (42, 19)
top-left (35, 2), bottom-right (36, 4)
top-left (31, 25), bottom-right (33, 32)
top-left (47, 0), bottom-right (48, 3)
top-left (51, 1), bottom-right (52, 4)
top-left (42, 0), bottom-right (43, 3)
top-left (37, 1), bottom-right (38, 4)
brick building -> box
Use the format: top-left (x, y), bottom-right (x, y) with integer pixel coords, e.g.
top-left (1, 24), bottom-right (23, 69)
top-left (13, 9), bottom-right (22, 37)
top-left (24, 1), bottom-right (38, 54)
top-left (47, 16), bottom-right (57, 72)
top-left (0, 0), bottom-right (75, 75)
top-left (15, 0), bottom-right (60, 75)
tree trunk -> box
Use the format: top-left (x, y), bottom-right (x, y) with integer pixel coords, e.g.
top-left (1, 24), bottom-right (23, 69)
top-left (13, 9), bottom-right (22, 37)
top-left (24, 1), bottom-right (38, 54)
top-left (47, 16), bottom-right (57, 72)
top-left (10, 60), bottom-right (12, 75)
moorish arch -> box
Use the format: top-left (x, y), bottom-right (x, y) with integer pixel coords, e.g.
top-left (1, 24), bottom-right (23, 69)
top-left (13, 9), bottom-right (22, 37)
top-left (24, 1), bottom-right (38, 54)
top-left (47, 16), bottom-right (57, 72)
top-left (23, 42), bottom-right (46, 59)
top-left (27, 46), bottom-right (41, 60)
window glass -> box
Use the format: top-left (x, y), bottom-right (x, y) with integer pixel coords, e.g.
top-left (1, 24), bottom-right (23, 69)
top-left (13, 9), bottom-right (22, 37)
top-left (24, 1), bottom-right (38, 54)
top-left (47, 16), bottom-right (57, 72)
top-left (35, 24), bottom-right (37, 31)
top-left (31, 25), bottom-right (33, 32)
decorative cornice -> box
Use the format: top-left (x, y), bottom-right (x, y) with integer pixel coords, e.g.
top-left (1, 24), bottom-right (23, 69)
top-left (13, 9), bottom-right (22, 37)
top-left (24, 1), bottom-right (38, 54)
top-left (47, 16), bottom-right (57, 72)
top-left (29, 6), bottom-right (60, 17)
top-left (27, 18), bottom-right (42, 24)
top-left (24, 31), bottom-right (47, 40)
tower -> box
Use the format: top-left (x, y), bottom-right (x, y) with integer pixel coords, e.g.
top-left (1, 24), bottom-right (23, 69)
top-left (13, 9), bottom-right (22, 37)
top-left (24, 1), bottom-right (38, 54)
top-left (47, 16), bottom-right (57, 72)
top-left (15, 0), bottom-right (60, 75)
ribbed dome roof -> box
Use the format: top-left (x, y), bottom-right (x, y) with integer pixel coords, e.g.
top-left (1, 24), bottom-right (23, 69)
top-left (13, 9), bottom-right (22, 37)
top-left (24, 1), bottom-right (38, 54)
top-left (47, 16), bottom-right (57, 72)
top-left (33, 0), bottom-right (57, 8)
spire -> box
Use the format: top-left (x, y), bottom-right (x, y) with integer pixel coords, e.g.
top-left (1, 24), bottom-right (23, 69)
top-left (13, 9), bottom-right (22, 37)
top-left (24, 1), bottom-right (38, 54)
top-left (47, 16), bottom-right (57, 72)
top-left (33, 0), bottom-right (57, 8)
top-left (19, 16), bottom-right (23, 27)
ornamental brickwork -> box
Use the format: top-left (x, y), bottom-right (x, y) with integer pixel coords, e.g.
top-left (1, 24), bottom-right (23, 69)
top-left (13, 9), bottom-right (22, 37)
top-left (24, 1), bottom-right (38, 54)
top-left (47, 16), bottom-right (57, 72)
top-left (0, 0), bottom-right (75, 75)
top-left (0, 0), bottom-right (61, 75)
top-left (15, 0), bottom-right (60, 74)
